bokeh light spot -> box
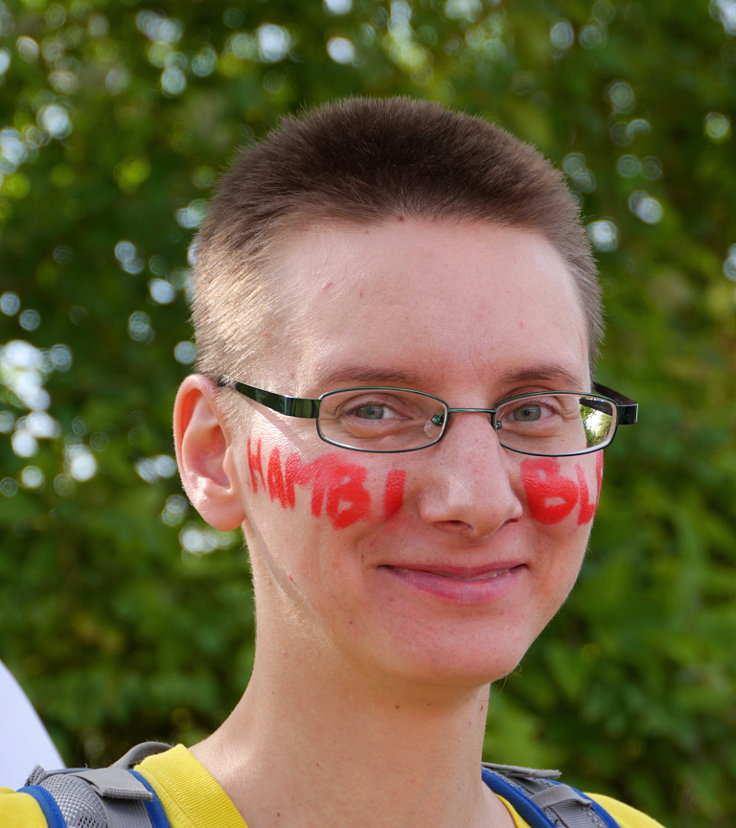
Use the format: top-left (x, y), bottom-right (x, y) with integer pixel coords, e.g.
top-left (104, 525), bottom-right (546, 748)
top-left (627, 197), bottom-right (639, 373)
top-left (19, 309), bottom-right (41, 331)
top-left (149, 278), bottom-right (176, 304)
top-left (162, 494), bottom-right (189, 526)
top-left (65, 444), bottom-right (97, 482)
top-left (128, 311), bottom-right (154, 342)
top-left (324, 0), bottom-right (353, 13)
top-left (587, 219), bottom-right (619, 252)
top-left (327, 36), bottom-right (356, 64)
top-left (20, 465), bottom-right (44, 489)
top-left (616, 155), bottom-right (641, 178)
top-left (161, 65), bottom-right (187, 96)
top-left (16, 36), bottom-right (40, 63)
top-left (723, 244), bottom-right (736, 281)
top-left (38, 104), bottom-right (72, 139)
top-left (174, 341), bottom-right (197, 364)
top-left (257, 24), bottom-right (291, 63)
top-left (550, 20), bottom-right (574, 51)
top-left (0, 292), bottom-right (20, 315)
top-left (0, 411), bottom-right (14, 433)
top-left (629, 190), bottom-right (664, 224)
top-left (607, 80), bottom-right (635, 114)
top-left (176, 199), bottom-right (208, 230)
top-left (0, 478), bottom-right (18, 497)
top-left (704, 112), bottom-right (732, 143)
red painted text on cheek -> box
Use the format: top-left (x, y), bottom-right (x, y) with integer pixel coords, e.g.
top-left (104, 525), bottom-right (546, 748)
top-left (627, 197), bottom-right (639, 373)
top-left (575, 452), bottom-right (604, 525)
top-left (520, 452), bottom-right (604, 525)
top-left (383, 469), bottom-right (407, 520)
top-left (247, 437), bottom-right (267, 494)
top-left (246, 439), bottom-right (406, 529)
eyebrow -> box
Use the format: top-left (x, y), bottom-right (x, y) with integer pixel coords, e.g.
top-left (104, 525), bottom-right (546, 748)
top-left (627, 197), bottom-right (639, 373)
top-left (316, 366), bottom-right (428, 390)
top-left (496, 365), bottom-right (589, 390)
top-left (316, 363), bottom-right (587, 393)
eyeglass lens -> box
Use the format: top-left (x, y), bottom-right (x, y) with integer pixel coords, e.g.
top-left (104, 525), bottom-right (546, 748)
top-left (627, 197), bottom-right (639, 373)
top-left (315, 388), bottom-right (616, 455)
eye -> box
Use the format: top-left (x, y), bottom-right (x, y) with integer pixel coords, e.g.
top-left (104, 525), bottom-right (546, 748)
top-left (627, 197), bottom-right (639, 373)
top-left (503, 400), bottom-right (560, 424)
top-left (324, 390), bottom-right (436, 440)
top-left (496, 395), bottom-right (572, 433)
top-left (333, 392), bottom-right (421, 426)
top-left (350, 403), bottom-right (403, 420)
top-left (509, 404), bottom-right (543, 422)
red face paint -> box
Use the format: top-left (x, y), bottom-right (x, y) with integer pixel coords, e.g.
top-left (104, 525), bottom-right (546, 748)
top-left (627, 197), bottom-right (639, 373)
top-left (286, 453), bottom-right (372, 529)
top-left (266, 447), bottom-right (291, 508)
top-left (520, 453), bottom-right (603, 526)
top-left (383, 469), bottom-right (407, 520)
top-left (575, 452), bottom-right (604, 526)
top-left (247, 437), bottom-right (267, 494)
top-left (520, 457), bottom-right (578, 524)
top-left (247, 438), bottom-right (405, 529)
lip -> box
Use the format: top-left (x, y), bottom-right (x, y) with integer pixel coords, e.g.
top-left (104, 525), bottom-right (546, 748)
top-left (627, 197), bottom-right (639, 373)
top-left (379, 562), bottom-right (525, 605)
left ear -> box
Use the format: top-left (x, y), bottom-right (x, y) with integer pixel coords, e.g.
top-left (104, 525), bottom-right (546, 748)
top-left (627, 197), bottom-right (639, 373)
top-left (174, 374), bottom-right (245, 531)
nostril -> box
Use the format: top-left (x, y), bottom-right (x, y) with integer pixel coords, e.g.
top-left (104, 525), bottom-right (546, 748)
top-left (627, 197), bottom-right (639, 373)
top-left (435, 519), bottom-right (474, 535)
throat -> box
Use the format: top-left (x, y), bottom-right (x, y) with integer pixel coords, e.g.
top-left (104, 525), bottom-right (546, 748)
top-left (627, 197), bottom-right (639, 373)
top-left (194, 675), bottom-right (499, 827)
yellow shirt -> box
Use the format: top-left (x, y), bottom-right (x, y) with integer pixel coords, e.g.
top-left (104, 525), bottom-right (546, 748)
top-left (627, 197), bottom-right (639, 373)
top-left (1, 745), bottom-right (666, 827)
top-left (138, 746), bottom-right (666, 828)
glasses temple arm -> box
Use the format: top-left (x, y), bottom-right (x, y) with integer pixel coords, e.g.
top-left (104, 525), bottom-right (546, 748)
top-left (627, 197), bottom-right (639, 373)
top-left (218, 376), bottom-right (321, 418)
top-left (592, 382), bottom-right (639, 425)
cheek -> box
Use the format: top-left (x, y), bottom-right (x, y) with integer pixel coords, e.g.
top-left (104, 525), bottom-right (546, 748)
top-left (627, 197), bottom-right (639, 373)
top-left (519, 452), bottom-right (604, 527)
top-left (245, 437), bottom-right (407, 530)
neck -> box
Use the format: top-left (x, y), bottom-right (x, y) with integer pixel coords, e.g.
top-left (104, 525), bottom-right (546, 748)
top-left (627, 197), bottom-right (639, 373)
top-left (192, 642), bottom-right (507, 827)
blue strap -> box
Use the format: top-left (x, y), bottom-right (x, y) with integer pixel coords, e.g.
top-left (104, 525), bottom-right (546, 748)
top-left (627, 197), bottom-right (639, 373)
top-left (482, 768), bottom-right (622, 828)
top-left (567, 784), bottom-right (622, 828)
top-left (481, 768), bottom-right (557, 828)
top-left (17, 785), bottom-right (67, 828)
top-left (128, 770), bottom-right (172, 828)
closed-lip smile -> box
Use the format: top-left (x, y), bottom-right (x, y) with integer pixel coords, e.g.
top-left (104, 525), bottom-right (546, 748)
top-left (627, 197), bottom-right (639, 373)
top-left (380, 562), bottom-right (525, 604)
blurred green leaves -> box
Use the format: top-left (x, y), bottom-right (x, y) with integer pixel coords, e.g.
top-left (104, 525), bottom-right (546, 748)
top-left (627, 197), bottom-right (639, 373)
top-left (1, 2), bottom-right (734, 826)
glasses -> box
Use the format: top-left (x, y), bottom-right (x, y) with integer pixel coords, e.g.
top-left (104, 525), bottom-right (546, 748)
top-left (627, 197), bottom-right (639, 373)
top-left (217, 377), bottom-right (638, 457)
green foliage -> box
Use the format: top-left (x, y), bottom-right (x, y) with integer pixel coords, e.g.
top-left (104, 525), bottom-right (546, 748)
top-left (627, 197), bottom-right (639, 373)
top-left (1, 2), bottom-right (734, 826)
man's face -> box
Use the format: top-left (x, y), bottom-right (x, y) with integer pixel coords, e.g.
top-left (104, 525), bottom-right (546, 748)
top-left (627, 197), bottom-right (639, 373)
top-left (226, 217), bottom-right (598, 691)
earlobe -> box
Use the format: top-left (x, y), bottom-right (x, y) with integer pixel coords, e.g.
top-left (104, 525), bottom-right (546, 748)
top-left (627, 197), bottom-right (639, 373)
top-left (174, 375), bottom-right (245, 531)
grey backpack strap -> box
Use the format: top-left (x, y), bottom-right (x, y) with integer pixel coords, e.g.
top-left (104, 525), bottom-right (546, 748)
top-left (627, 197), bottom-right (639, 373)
top-left (21, 742), bottom-right (172, 827)
top-left (113, 742), bottom-right (175, 769)
top-left (482, 762), bottom-right (620, 828)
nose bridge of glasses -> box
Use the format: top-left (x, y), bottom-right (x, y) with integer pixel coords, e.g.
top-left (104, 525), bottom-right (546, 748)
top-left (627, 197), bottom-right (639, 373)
top-left (445, 406), bottom-right (497, 415)
top-left (437, 407), bottom-right (500, 432)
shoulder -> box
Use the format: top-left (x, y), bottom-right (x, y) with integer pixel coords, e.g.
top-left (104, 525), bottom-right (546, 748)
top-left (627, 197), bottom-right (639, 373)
top-left (484, 765), bottom-right (665, 828)
top-left (136, 744), bottom-right (247, 828)
top-left (588, 793), bottom-right (667, 828)
top-left (0, 788), bottom-right (48, 827)
top-left (502, 792), bottom-right (666, 828)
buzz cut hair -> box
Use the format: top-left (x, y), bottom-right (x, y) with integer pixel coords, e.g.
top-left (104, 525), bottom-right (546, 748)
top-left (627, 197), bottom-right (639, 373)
top-left (192, 96), bottom-right (602, 383)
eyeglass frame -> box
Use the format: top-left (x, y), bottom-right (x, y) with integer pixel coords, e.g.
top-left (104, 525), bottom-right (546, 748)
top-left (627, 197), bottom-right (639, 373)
top-left (216, 376), bottom-right (638, 457)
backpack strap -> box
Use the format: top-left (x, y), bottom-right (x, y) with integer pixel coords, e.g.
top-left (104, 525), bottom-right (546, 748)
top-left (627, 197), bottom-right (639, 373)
top-left (113, 742), bottom-right (175, 769)
top-left (482, 762), bottom-right (622, 828)
top-left (19, 742), bottom-right (173, 828)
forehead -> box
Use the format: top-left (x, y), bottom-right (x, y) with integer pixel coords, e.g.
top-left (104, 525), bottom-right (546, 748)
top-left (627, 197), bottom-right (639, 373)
top-left (265, 218), bottom-right (589, 395)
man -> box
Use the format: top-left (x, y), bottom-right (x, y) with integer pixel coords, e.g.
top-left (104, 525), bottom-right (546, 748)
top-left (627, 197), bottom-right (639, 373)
top-left (2, 97), bottom-right (662, 826)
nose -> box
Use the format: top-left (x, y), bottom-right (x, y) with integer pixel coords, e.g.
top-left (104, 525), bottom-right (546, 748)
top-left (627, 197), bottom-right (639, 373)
top-left (416, 410), bottom-right (524, 539)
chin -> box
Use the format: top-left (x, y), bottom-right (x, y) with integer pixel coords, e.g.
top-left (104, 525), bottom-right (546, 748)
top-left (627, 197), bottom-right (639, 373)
top-left (373, 636), bottom-right (533, 694)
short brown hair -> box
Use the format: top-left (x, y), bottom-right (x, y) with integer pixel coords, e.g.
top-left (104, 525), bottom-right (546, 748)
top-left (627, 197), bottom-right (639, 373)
top-left (192, 96), bottom-right (601, 381)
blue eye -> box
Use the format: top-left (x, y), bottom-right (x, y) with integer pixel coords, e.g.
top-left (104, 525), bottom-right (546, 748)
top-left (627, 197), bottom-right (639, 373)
top-left (354, 404), bottom-right (392, 420)
top-left (510, 405), bottom-right (542, 422)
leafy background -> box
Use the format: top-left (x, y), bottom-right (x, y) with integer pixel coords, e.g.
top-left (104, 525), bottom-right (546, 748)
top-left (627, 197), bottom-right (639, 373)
top-left (1, 1), bottom-right (734, 826)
